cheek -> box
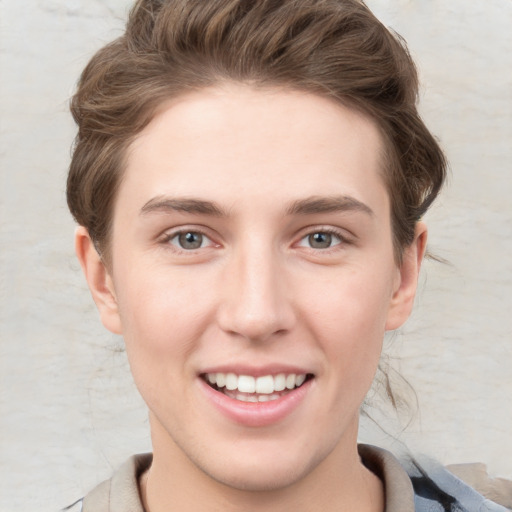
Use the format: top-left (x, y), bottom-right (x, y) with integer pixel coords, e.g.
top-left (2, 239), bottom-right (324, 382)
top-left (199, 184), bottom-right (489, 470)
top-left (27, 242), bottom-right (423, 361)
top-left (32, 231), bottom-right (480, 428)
top-left (112, 263), bottom-right (217, 377)
top-left (299, 265), bottom-right (393, 381)
top-left (112, 271), bottom-right (212, 413)
top-left (117, 261), bottom-right (199, 325)
top-left (301, 264), bottom-right (394, 335)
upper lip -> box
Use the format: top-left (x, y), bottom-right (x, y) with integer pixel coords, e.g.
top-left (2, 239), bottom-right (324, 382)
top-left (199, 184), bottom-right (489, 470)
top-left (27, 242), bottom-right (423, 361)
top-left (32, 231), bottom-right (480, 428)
top-left (199, 364), bottom-right (314, 377)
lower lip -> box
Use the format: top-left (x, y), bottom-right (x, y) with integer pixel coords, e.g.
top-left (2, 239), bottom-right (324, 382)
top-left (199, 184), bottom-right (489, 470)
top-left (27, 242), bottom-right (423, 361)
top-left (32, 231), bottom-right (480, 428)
top-left (198, 378), bottom-right (313, 427)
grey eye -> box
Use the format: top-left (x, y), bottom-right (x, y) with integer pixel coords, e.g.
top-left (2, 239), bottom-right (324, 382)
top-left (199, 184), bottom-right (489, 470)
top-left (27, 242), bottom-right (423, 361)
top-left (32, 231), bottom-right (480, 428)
top-left (174, 231), bottom-right (205, 250)
top-left (298, 231), bottom-right (342, 250)
top-left (308, 232), bottom-right (333, 249)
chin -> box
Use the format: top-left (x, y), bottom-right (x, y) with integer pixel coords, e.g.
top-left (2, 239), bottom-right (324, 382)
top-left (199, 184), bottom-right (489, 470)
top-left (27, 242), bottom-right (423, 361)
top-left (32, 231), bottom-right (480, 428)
top-left (194, 443), bottom-right (327, 493)
top-left (207, 462), bottom-right (309, 492)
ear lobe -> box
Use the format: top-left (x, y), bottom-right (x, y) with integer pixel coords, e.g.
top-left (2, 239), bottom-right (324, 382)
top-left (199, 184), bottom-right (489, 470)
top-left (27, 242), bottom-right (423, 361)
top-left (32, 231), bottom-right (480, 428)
top-left (74, 226), bottom-right (123, 334)
top-left (385, 222), bottom-right (428, 331)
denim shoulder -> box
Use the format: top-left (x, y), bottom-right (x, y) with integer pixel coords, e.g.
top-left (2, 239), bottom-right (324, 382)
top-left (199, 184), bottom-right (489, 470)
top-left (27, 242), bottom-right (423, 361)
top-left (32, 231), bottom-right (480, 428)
top-left (404, 457), bottom-right (510, 512)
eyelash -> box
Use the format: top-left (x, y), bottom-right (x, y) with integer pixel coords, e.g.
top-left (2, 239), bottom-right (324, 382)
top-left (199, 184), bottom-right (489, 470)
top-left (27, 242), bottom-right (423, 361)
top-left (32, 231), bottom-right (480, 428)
top-left (296, 227), bottom-right (350, 251)
top-left (159, 228), bottom-right (217, 253)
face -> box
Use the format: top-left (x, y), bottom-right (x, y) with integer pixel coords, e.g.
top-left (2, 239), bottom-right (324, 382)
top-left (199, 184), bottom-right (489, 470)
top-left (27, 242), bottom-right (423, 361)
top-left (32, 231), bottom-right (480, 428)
top-left (78, 84), bottom-right (424, 492)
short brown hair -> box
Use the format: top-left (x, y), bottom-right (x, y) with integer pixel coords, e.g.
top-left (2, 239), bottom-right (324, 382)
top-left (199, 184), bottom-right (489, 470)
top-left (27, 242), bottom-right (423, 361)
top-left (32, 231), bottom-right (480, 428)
top-left (67, 0), bottom-right (447, 263)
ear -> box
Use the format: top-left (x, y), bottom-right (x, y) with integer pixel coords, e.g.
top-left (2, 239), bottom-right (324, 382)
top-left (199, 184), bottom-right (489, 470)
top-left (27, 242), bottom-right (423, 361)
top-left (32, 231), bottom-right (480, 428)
top-left (385, 222), bottom-right (428, 331)
top-left (75, 226), bottom-right (122, 334)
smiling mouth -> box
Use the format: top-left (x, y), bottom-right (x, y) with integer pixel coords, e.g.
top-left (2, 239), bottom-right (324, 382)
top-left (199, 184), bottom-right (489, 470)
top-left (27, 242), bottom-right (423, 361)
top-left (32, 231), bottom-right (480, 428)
top-left (202, 372), bottom-right (314, 402)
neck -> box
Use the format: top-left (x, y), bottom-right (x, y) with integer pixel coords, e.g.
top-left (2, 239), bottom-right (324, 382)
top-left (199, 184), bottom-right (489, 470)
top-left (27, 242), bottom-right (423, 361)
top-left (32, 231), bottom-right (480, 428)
top-left (141, 416), bottom-right (384, 512)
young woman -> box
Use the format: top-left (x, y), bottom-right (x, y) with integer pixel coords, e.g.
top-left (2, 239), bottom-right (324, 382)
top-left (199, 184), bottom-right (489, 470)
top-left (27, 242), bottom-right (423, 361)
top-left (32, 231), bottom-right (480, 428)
top-left (65, 1), bottom-right (510, 510)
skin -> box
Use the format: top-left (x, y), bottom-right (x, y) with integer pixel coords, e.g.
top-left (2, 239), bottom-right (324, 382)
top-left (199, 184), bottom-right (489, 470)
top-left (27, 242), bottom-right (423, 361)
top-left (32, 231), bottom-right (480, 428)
top-left (76, 84), bottom-right (427, 511)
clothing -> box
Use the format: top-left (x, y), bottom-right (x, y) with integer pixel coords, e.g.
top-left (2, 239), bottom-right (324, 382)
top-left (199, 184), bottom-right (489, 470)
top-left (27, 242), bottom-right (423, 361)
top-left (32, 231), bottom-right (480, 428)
top-left (63, 445), bottom-right (511, 512)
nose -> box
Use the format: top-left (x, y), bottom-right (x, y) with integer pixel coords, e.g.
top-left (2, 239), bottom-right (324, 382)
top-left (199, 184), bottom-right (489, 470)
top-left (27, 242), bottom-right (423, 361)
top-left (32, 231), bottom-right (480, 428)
top-left (216, 243), bottom-right (296, 343)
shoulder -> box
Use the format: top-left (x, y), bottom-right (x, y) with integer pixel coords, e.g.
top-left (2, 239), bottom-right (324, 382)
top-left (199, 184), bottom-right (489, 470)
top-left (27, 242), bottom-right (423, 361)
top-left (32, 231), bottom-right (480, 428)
top-left (402, 452), bottom-right (511, 511)
top-left (359, 444), bottom-right (511, 512)
top-left (446, 463), bottom-right (512, 511)
top-left (67, 453), bottom-right (152, 512)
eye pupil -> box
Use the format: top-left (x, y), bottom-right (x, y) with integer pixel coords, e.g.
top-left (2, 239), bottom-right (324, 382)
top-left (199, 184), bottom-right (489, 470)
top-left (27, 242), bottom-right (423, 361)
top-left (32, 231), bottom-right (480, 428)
top-left (309, 232), bottom-right (332, 249)
top-left (178, 232), bottom-right (203, 249)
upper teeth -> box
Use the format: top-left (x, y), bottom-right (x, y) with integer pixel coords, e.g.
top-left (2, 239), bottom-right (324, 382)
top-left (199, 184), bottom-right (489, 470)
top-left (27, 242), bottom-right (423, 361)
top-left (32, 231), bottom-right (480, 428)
top-left (206, 373), bottom-right (307, 394)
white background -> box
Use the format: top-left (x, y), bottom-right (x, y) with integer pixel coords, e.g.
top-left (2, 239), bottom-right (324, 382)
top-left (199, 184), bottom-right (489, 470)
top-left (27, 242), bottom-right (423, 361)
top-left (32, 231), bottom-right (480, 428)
top-left (0, 1), bottom-right (511, 510)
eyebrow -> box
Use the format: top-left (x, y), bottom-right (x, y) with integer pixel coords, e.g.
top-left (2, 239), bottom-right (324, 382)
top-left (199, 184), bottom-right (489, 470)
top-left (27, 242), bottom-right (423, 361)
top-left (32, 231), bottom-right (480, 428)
top-left (140, 196), bottom-right (228, 217)
top-left (140, 194), bottom-right (374, 218)
top-left (285, 195), bottom-right (374, 217)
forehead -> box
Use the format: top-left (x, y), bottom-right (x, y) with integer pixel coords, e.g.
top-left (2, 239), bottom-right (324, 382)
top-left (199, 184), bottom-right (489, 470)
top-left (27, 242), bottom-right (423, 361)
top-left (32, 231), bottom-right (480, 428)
top-left (120, 84), bottom-right (388, 218)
